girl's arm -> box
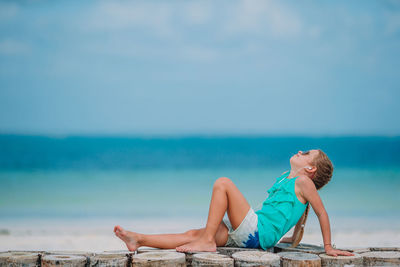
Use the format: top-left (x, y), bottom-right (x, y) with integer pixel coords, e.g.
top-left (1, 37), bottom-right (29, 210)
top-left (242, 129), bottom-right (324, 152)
top-left (297, 176), bottom-right (355, 257)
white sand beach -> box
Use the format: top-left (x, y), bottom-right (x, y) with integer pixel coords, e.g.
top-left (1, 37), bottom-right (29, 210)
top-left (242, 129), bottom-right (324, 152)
top-left (1, 216), bottom-right (399, 251)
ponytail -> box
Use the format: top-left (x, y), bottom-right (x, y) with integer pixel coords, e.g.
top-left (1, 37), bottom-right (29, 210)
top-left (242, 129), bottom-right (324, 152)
top-left (290, 203), bottom-right (310, 248)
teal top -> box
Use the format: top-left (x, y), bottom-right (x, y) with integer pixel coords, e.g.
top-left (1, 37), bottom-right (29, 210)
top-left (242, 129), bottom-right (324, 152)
top-left (255, 171), bottom-right (309, 250)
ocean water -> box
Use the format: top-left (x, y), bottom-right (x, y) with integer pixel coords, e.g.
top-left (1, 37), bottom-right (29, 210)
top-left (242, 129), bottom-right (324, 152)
top-left (0, 135), bottom-right (399, 250)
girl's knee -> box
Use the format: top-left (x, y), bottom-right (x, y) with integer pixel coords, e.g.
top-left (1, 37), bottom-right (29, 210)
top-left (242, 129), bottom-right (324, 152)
top-left (214, 177), bottom-right (232, 189)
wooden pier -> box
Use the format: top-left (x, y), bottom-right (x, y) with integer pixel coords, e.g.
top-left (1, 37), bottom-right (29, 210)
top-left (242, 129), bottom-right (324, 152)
top-left (1, 243), bottom-right (399, 267)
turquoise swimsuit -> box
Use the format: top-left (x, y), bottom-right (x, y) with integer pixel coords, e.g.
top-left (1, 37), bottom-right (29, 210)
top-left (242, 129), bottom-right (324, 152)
top-left (255, 171), bottom-right (309, 250)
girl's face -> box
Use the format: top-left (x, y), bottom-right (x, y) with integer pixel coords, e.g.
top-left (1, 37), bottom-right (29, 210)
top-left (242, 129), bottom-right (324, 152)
top-left (290, 149), bottom-right (319, 169)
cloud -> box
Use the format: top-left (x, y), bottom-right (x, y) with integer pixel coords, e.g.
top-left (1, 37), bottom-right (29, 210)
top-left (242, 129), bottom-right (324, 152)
top-left (75, 0), bottom-right (306, 62)
top-left (0, 39), bottom-right (30, 55)
top-left (222, 0), bottom-right (303, 38)
top-left (83, 0), bottom-right (304, 40)
top-left (77, 1), bottom-right (220, 62)
top-left (84, 1), bottom-right (175, 38)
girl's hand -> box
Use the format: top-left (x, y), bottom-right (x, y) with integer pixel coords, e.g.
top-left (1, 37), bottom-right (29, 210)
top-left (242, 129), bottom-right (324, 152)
top-left (325, 246), bottom-right (355, 257)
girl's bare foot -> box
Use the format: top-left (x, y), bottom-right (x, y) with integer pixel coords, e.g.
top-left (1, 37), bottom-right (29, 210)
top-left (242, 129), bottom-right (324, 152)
top-left (113, 225), bottom-right (141, 251)
top-left (176, 236), bottom-right (217, 252)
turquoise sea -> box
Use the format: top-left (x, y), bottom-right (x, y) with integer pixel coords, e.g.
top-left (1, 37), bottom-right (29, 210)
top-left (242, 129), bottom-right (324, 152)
top-left (1, 167), bottom-right (400, 220)
top-left (0, 135), bottom-right (399, 250)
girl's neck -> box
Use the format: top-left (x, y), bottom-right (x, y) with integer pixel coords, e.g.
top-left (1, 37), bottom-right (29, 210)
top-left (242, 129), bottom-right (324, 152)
top-left (287, 167), bottom-right (305, 179)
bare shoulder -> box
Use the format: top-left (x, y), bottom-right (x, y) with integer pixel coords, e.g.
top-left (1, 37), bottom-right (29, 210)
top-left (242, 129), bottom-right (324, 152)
top-left (296, 175), bottom-right (318, 198)
top-left (296, 175), bottom-right (327, 216)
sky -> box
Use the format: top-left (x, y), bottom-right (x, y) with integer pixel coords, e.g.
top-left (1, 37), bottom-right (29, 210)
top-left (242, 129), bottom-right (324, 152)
top-left (0, 0), bottom-right (399, 136)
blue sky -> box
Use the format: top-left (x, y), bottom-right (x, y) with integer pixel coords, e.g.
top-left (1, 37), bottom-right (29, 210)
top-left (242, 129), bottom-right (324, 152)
top-left (0, 0), bottom-right (399, 136)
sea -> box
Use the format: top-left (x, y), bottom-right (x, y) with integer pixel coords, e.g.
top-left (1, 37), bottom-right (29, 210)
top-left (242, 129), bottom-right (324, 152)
top-left (0, 134), bottom-right (399, 251)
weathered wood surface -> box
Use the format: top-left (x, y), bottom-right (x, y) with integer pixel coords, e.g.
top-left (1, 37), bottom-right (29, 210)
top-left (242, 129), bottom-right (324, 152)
top-left (131, 251), bottom-right (186, 267)
top-left (7, 250), bottom-right (46, 255)
top-left (369, 247), bottom-right (400, 252)
top-left (277, 252), bottom-right (321, 267)
top-left (0, 251), bottom-right (40, 267)
top-left (216, 247), bottom-right (269, 257)
top-left (45, 251), bottom-right (94, 256)
top-left (41, 254), bottom-right (87, 267)
top-left (360, 251), bottom-right (400, 266)
top-left (89, 253), bottom-right (128, 267)
top-left (231, 251), bottom-right (280, 267)
top-left (4, 246), bottom-right (399, 267)
top-left (335, 247), bottom-right (370, 254)
top-left (274, 243), bottom-right (326, 255)
top-left (191, 253), bottom-right (233, 267)
top-left (98, 250), bottom-right (135, 256)
top-left (137, 248), bottom-right (176, 254)
top-left (319, 252), bottom-right (363, 267)
top-left (182, 251), bottom-right (214, 267)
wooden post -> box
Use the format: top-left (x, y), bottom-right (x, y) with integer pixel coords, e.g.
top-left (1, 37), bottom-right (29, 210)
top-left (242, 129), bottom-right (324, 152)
top-left (41, 254), bottom-right (87, 267)
top-left (191, 253), bottom-right (233, 267)
top-left (231, 251), bottom-right (280, 267)
top-left (183, 251), bottom-right (207, 267)
top-left (319, 252), bottom-right (363, 266)
top-left (360, 251), bottom-right (400, 266)
top-left (274, 243), bottom-right (325, 254)
top-left (0, 251), bottom-right (40, 267)
top-left (131, 251), bottom-right (186, 267)
top-left (89, 253), bottom-right (129, 267)
top-left (277, 252), bottom-right (321, 267)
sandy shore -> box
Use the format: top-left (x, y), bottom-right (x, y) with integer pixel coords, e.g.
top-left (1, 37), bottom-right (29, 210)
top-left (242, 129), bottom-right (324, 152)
top-left (1, 230), bottom-right (400, 251)
top-left (0, 216), bottom-right (399, 251)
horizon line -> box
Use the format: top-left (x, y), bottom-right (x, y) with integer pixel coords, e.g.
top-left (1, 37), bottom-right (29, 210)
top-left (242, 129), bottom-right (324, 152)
top-left (0, 132), bottom-right (399, 139)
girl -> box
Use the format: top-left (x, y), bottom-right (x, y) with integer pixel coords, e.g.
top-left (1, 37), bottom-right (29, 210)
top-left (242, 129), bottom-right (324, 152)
top-left (114, 149), bottom-right (355, 257)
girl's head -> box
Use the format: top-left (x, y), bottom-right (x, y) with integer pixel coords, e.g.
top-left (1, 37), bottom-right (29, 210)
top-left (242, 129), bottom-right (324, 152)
top-left (290, 149), bottom-right (333, 190)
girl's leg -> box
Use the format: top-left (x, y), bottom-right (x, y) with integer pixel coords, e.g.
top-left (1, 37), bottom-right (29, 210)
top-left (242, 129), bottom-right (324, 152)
top-left (176, 177), bottom-right (251, 252)
top-left (114, 177), bottom-right (250, 252)
top-left (114, 221), bottom-right (229, 251)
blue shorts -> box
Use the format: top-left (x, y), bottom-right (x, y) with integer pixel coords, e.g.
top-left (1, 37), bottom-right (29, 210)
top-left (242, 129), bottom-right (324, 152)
top-left (222, 207), bottom-right (260, 248)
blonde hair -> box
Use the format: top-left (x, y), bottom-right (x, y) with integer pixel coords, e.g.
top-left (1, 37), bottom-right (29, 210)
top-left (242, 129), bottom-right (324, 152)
top-left (290, 149), bottom-right (333, 247)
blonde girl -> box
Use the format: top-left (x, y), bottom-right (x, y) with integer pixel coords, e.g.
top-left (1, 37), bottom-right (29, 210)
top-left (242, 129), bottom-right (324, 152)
top-left (114, 149), bottom-right (354, 257)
